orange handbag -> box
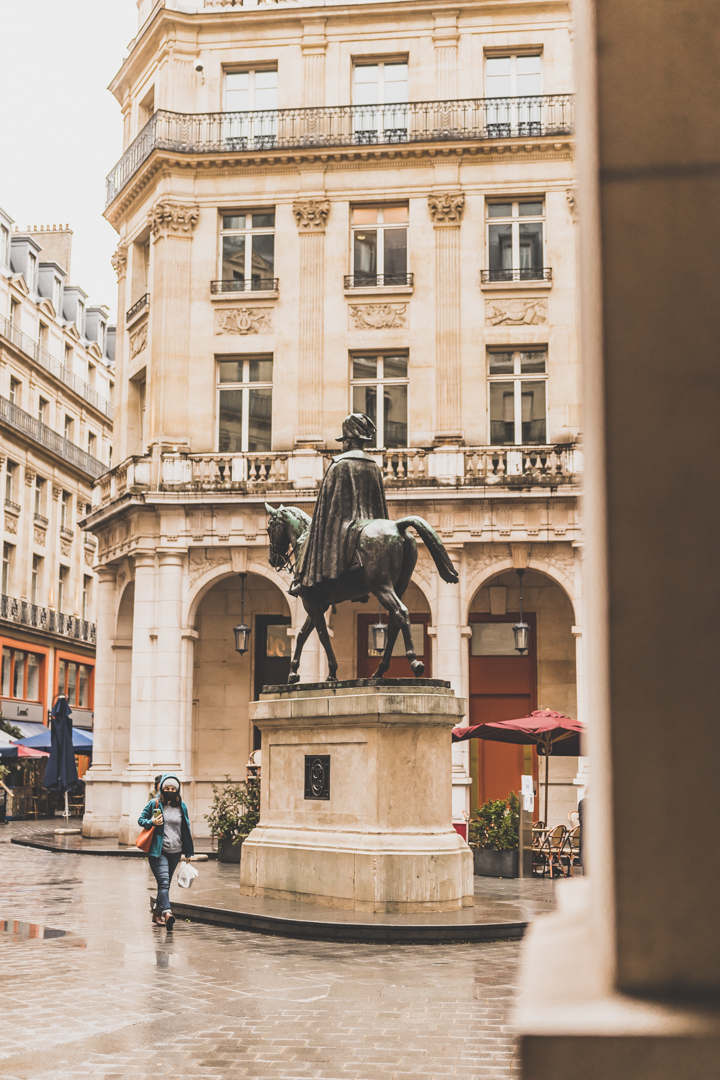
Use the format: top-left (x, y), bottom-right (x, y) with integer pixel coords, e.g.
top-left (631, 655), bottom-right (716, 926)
top-left (135, 797), bottom-right (159, 852)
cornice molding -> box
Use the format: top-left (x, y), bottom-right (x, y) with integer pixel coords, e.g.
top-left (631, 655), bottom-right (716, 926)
top-left (148, 199), bottom-right (200, 238)
top-left (293, 198), bottom-right (330, 232)
top-left (428, 192), bottom-right (465, 225)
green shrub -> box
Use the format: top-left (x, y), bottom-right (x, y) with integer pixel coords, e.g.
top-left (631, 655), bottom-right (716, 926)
top-left (204, 775), bottom-right (260, 844)
top-left (469, 791), bottom-right (520, 851)
top-left (0, 715), bottom-right (23, 739)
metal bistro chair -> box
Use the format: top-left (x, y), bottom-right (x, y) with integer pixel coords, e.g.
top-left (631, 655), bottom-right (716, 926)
top-left (561, 825), bottom-right (581, 877)
top-left (539, 825), bottom-right (568, 879)
top-left (531, 823), bottom-right (549, 876)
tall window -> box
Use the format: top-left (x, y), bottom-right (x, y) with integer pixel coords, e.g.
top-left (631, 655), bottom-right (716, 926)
top-left (0, 224), bottom-right (9, 266)
top-left (88, 431), bottom-right (97, 457)
top-left (2, 542), bottom-right (13, 594)
top-left (219, 212), bottom-right (275, 290)
top-left (76, 301), bottom-right (84, 334)
top-left (224, 69), bottom-right (278, 148)
top-left (52, 276), bottom-right (62, 313)
top-left (488, 348), bottom-right (547, 445)
top-left (38, 396), bottom-right (48, 424)
top-left (1, 647), bottom-right (42, 700)
top-left (485, 53), bottom-right (543, 136)
top-left (351, 206), bottom-right (408, 286)
top-left (64, 414), bottom-right (74, 442)
top-left (9, 299), bottom-right (19, 328)
top-left (58, 565), bottom-right (69, 613)
top-left (61, 491), bottom-right (72, 530)
top-left (34, 475), bottom-right (46, 516)
top-left (353, 61), bottom-right (408, 142)
top-left (39, 322), bottom-right (49, 352)
top-left (64, 343), bottom-right (73, 368)
top-left (351, 352), bottom-right (408, 448)
top-left (9, 377), bottom-right (21, 405)
top-left (57, 657), bottom-right (91, 708)
top-left (27, 252), bottom-right (37, 291)
top-left (5, 461), bottom-right (16, 503)
top-left (217, 357), bottom-right (273, 453)
top-left (82, 575), bottom-right (92, 621)
top-left (31, 555), bottom-right (43, 605)
top-left (487, 199), bottom-right (545, 281)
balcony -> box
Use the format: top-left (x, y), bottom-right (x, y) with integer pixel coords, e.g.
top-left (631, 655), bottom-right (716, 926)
top-left (0, 593), bottom-right (96, 645)
top-left (0, 315), bottom-right (113, 420)
top-left (105, 95), bottom-right (575, 206)
top-left (0, 396), bottom-right (106, 480)
top-left (211, 278), bottom-right (279, 296)
top-left (344, 274), bottom-right (413, 289)
top-left (126, 293), bottom-right (149, 323)
top-left (481, 268), bottom-right (553, 286)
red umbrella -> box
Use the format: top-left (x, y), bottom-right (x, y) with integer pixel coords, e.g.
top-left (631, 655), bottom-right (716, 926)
top-left (452, 710), bottom-right (585, 822)
top-left (0, 744), bottom-right (50, 759)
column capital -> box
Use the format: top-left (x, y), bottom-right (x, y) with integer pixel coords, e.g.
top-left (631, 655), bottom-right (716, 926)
top-left (157, 551), bottom-right (186, 567)
top-left (293, 198), bottom-right (330, 232)
top-left (111, 246), bottom-right (128, 280)
top-left (149, 200), bottom-right (200, 239)
top-left (95, 566), bottom-right (117, 585)
top-left (133, 551), bottom-right (156, 569)
top-left (428, 192), bottom-right (465, 226)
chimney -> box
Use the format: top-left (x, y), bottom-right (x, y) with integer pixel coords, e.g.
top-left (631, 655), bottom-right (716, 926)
top-left (24, 224), bottom-right (73, 277)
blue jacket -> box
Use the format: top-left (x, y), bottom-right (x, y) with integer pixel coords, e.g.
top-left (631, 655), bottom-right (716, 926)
top-left (138, 773), bottom-right (194, 859)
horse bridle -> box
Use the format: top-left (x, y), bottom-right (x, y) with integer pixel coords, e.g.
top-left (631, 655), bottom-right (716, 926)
top-left (268, 514), bottom-right (300, 577)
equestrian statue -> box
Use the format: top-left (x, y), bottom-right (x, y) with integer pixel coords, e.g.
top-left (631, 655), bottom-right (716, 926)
top-left (265, 412), bottom-right (459, 683)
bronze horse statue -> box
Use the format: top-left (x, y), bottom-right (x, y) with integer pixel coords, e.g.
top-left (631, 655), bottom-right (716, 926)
top-left (265, 503), bottom-right (459, 683)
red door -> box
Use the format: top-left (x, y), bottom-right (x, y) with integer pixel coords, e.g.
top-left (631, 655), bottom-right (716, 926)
top-left (469, 615), bottom-right (537, 807)
top-left (357, 614), bottom-right (431, 679)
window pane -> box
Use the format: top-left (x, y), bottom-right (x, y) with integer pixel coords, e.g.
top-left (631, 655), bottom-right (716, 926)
top-left (58, 659), bottom-right (67, 695)
top-left (383, 354), bottom-right (408, 379)
top-left (519, 221), bottom-right (543, 272)
top-left (1, 648), bottom-right (10, 696)
top-left (382, 206), bottom-right (408, 223)
top-left (521, 381), bottom-right (546, 443)
top-left (352, 355), bottom-right (377, 379)
top-left (516, 54), bottom-right (542, 96)
top-left (353, 64), bottom-right (379, 106)
top-left (266, 624), bottom-right (290, 658)
top-left (219, 389), bottom-right (244, 452)
top-left (222, 235), bottom-right (245, 280)
top-left (488, 352), bottom-right (514, 374)
top-left (518, 201), bottom-right (543, 217)
top-left (26, 654), bottom-right (39, 700)
top-left (521, 350), bottom-right (547, 373)
top-left (248, 358), bottom-right (273, 383)
top-left (226, 72), bottom-right (249, 91)
top-left (67, 662), bottom-right (77, 705)
top-left (254, 70), bottom-right (277, 111)
top-left (488, 203), bottom-right (512, 218)
top-left (225, 71), bottom-right (249, 111)
top-left (353, 384), bottom-right (377, 428)
top-left (248, 388), bottom-right (272, 451)
top-left (488, 223), bottom-right (513, 270)
top-left (383, 229), bottom-right (407, 280)
top-left (13, 651), bottom-right (25, 698)
top-left (383, 63), bottom-right (408, 104)
top-left (353, 230), bottom-right (377, 277)
top-left (251, 233), bottom-right (274, 283)
top-left (352, 207), bottom-right (379, 224)
top-left (252, 212), bottom-right (275, 228)
top-left (78, 665), bottom-right (88, 708)
top-left (485, 56), bottom-right (512, 96)
top-left (490, 381), bottom-right (516, 444)
top-left (218, 361), bottom-right (244, 384)
top-left (471, 623), bottom-right (518, 656)
top-left (383, 384), bottom-right (408, 448)
top-left (222, 214), bottom-right (246, 230)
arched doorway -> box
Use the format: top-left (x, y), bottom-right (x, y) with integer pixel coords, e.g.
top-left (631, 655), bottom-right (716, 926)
top-left (467, 569), bottom-right (577, 823)
top-left (356, 580), bottom-right (431, 679)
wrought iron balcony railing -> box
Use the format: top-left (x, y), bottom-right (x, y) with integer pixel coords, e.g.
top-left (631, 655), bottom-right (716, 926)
top-left (344, 274), bottom-right (414, 289)
top-left (0, 396), bottom-right (106, 480)
top-left (481, 268), bottom-right (553, 284)
top-left (0, 593), bottom-right (96, 644)
top-left (0, 315), bottom-right (113, 420)
top-left (126, 293), bottom-right (150, 322)
top-left (211, 278), bottom-right (279, 294)
top-left (105, 95), bottom-right (574, 205)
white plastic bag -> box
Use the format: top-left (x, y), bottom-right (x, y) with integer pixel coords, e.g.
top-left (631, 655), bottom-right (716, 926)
top-left (177, 861), bottom-right (199, 889)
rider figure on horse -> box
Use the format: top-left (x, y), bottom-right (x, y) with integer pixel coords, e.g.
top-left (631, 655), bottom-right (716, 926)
top-left (290, 412), bottom-right (386, 597)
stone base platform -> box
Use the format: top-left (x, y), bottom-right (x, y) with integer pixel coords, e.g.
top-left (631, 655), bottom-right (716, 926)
top-left (240, 680), bottom-right (474, 913)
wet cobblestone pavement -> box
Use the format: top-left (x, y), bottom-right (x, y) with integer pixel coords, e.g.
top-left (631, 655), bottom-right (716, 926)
top-left (0, 821), bottom-right (546, 1080)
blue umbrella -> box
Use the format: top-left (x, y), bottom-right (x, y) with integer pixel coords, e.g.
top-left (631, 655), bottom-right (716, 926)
top-left (41, 697), bottom-right (80, 793)
top-left (17, 728), bottom-right (93, 754)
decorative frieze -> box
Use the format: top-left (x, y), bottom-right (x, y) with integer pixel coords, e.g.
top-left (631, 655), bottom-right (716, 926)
top-left (428, 193), bottom-right (465, 226)
top-left (33, 525), bottom-right (46, 546)
top-left (60, 537), bottom-right (73, 558)
top-left (130, 322), bottom-right (148, 358)
top-left (348, 303), bottom-right (407, 330)
top-left (293, 199), bottom-right (330, 232)
top-left (485, 298), bottom-right (548, 326)
top-left (188, 549), bottom-right (231, 585)
top-left (148, 200), bottom-right (200, 238)
top-left (215, 308), bottom-right (273, 335)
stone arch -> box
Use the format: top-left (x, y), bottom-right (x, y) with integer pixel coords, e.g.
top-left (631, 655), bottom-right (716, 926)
top-left (186, 558), bottom-right (291, 629)
top-left (464, 550), bottom-right (578, 625)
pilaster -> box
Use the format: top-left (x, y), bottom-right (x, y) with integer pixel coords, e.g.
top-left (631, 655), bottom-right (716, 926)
top-left (154, 551), bottom-right (185, 772)
top-left (301, 20), bottom-right (327, 106)
top-left (428, 193), bottom-right (465, 442)
top-left (433, 11), bottom-right (459, 99)
top-left (293, 198), bottom-right (329, 446)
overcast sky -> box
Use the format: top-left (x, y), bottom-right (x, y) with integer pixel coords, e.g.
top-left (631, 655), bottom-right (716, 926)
top-left (0, 1), bottom-right (138, 322)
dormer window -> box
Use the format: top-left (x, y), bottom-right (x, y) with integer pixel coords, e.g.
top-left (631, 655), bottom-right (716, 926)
top-left (27, 252), bottom-right (36, 291)
top-left (52, 277), bottom-right (61, 312)
top-left (0, 225), bottom-right (9, 267)
top-left (76, 301), bottom-right (84, 334)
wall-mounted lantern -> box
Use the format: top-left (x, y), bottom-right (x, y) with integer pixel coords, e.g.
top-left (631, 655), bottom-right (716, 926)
top-left (233, 572), bottom-right (252, 656)
top-left (512, 568), bottom-right (530, 655)
top-left (371, 605), bottom-right (387, 654)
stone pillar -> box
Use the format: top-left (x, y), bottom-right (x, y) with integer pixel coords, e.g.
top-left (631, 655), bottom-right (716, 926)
top-left (292, 199), bottom-right (329, 446)
top-left (518, 0), bottom-right (720, 1073)
top-left (126, 552), bottom-right (157, 773)
top-left (153, 551), bottom-right (184, 773)
top-left (147, 200), bottom-right (199, 444)
top-left (110, 246), bottom-right (128, 460)
top-left (301, 20), bottom-right (326, 106)
top-left (432, 548), bottom-right (470, 827)
top-left (81, 566), bottom-right (116, 837)
top-left (433, 12), bottom-right (458, 99)
top-left (428, 193), bottom-right (465, 443)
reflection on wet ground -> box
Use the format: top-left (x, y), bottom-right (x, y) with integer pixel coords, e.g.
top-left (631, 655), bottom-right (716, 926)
top-left (0, 818), bottom-right (555, 1079)
top-left (0, 917), bottom-right (68, 939)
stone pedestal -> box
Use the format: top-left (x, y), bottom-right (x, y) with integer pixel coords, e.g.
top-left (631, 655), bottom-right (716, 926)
top-left (240, 681), bottom-right (474, 912)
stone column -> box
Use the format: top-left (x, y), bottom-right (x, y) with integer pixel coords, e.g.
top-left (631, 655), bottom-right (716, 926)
top-left (110, 247), bottom-right (128, 460)
top-left (153, 551), bottom-right (184, 773)
top-left (433, 547), bottom-right (470, 826)
top-left (126, 552), bottom-right (157, 773)
top-left (428, 194), bottom-right (465, 443)
top-left (147, 200), bottom-right (199, 445)
top-left (518, 0), bottom-right (720, 1073)
top-left (293, 199), bottom-right (329, 446)
top-left (81, 566), bottom-right (116, 837)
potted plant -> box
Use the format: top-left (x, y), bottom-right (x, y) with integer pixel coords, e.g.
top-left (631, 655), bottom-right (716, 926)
top-left (469, 791), bottom-right (520, 877)
top-left (205, 775), bottom-right (260, 863)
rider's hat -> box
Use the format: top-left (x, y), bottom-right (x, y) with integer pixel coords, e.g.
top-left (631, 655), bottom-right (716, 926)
top-left (335, 412), bottom-right (376, 444)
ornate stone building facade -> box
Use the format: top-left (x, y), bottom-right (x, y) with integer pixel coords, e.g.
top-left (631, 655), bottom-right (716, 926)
top-left (84, 0), bottom-right (582, 841)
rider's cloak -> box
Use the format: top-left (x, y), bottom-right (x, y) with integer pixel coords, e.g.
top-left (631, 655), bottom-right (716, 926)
top-left (299, 449), bottom-right (389, 589)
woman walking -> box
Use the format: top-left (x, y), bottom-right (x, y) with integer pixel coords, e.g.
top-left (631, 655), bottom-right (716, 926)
top-left (138, 773), bottom-right (194, 930)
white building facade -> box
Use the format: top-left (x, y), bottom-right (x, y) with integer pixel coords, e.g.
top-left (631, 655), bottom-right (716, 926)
top-left (84, 0), bottom-right (582, 843)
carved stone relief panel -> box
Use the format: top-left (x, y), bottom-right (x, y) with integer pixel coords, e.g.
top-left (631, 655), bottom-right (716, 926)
top-left (130, 322), bottom-right (148, 358)
top-left (148, 200), bottom-right (200, 238)
top-left (485, 298), bottom-right (548, 326)
top-left (33, 525), bottom-right (46, 546)
top-left (188, 549), bottom-right (231, 586)
top-left (215, 308), bottom-right (273, 335)
top-left (293, 199), bottom-right (330, 232)
top-left (428, 192), bottom-right (465, 225)
top-left (348, 303), bottom-right (407, 330)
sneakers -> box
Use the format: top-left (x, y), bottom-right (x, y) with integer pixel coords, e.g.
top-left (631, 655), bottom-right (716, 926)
top-left (164, 910), bottom-right (175, 931)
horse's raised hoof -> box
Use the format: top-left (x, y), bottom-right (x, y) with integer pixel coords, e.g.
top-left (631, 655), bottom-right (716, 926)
top-left (411, 660), bottom-right (425, 678)
top-left (287, 672), bottom-right (300, 684)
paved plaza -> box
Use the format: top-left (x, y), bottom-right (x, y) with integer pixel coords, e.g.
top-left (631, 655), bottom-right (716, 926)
top-left (0, 821), bottom-right (555, 1080)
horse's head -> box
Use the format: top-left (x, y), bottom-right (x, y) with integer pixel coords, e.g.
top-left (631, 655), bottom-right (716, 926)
top-left (265, 503), bottom-right (290, 569)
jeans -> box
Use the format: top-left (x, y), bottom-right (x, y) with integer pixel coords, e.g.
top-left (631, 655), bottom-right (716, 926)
top-left (149, 851), bottom-right (182, 913)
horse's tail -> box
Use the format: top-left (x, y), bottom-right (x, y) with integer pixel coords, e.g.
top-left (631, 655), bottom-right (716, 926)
top-left (395, 517), bottom-right (459, 584)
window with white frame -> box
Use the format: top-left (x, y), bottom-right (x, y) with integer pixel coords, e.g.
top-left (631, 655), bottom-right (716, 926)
top-left (353, 60), bottom-right (408, 142)
top-left (31, 555), bottom-right (43, 605)
top-left (88, 431), bottom-right (97, 457)
top-left (5, 461), bottom-right (17, 503)
top-left (224, 69), bottom-right (278, 148)
top-left (82, 575), bottom-right (92, 621)
top-left (9, 377), bottom-right (21, 406)
top-left (351, 352), bottom-right (408, 448)
top-left (2, 542), bottom-right (13, 594)
top-left (219, 211), bottom-right (275, 290)
top-left (487, 348), bottom-right (547, 445)
top-left (9, 299), bottom-right (19, 328)
top-left (351, 205), bottom-right (408, 286)
top-left (217, 356), bottom-right (273, 453)
top-left (0, 224), bottom-right (9, 267)
top-left (38, 396), bottom-right (48, 424)
top-left (57, 565), bottom-right (69, 614)
top-left (486, 199), bottom-right (545, 281)
top-left (1, 646), bottom-right (42, 700)
top-left (64, 414), bottom-right (74, 442)
top-left (39, 322), bottom-right (49, 352)
top-left (484, 53), bottom-right (543, 136)
top-left (61, 491), bottom-right (72, 530)
top-left (34, 476), bottom-right (46, 516)
top-left (76, 300), bottom-right (84, 334)
top-left (26, 252), bottom-right (36, 291)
